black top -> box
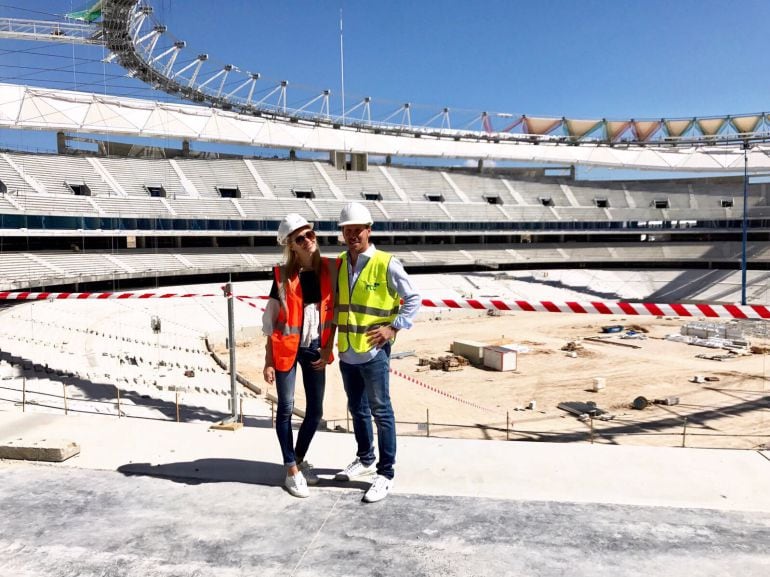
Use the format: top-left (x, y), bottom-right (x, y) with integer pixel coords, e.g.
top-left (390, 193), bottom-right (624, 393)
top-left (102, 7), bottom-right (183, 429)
top-left (269, 269), bottom-right (321, 304)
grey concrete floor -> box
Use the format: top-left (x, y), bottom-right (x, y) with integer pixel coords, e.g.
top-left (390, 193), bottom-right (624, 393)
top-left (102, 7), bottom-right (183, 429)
top-left (1, 462), bottom-right (769, 577)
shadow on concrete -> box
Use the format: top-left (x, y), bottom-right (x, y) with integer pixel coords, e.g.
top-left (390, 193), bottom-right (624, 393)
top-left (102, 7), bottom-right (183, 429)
top-left (117, 458), bottom-right (371, 491)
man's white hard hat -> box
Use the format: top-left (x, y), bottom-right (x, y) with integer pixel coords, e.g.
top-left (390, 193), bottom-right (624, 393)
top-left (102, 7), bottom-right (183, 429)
top-left (338, 202), bottom-right (373, 227)
top-left (277, 213), bottom-right (312, 245)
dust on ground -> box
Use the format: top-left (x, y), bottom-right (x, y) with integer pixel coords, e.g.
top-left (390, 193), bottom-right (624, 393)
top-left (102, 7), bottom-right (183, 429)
top-left (217, 310), bottom-right (770, 450)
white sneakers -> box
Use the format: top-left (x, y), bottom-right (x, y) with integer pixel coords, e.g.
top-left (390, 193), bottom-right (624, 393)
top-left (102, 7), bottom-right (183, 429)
top-left (334, 458), bottom-right (377, 481)
top-left (285, 460), bottom-right (393, 502)
top-left (363, 475), bottom-right (393, 503)
top-left (297, 461), bottom-right (319, 486)
top-left (284, 471), bottom-right (309, 498)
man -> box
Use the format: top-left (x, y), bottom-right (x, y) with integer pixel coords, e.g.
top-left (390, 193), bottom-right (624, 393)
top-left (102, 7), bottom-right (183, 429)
top-left (334, 201), bottom-right (421, 503)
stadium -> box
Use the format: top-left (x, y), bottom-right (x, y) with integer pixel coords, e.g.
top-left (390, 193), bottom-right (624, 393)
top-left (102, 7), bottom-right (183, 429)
top-left (1, 2), bottom-right (769, 575)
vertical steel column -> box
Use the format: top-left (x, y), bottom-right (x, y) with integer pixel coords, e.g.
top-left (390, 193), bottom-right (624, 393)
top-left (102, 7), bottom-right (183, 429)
top-left (741, 142), bottom-right (749, 305)
top-left (224, 282), bottom-right (238, 420)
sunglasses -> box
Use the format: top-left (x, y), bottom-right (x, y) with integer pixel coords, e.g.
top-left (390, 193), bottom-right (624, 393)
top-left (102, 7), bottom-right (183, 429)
top-left (292, 230), bottom-right (316, 245)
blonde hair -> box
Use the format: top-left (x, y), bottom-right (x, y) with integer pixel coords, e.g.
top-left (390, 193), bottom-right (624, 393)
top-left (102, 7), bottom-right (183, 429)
top-left (277, 232), bottom-right (322, 315)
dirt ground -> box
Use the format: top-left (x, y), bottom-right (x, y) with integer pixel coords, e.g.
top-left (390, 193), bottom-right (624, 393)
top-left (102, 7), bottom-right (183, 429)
top-left (220, 310), bottom-right (770, 450)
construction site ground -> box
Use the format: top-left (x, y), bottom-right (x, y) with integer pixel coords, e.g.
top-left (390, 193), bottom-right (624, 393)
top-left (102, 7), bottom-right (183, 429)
top-left (225, 310), bottom-right (770, 450)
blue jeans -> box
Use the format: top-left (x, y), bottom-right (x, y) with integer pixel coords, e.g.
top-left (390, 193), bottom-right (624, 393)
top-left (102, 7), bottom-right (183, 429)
top-left (340, 343), bottom-right (396, 480)
top-left (274, 340), bottom-right (325, 467)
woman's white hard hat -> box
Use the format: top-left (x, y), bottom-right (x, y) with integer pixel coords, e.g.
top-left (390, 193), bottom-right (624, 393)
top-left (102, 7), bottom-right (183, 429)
top-left (277, 213), bottom-right (313, 245)
top-left (339, 202), bottom-right (373, 227)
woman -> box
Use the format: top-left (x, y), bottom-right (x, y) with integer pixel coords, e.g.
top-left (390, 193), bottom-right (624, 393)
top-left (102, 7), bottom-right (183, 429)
top-left (262, 213), bottom-right (336, 498)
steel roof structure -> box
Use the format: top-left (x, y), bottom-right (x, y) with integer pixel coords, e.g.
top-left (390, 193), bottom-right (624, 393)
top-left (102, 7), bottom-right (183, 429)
top-left (1, 0), bottom-right (770, 171)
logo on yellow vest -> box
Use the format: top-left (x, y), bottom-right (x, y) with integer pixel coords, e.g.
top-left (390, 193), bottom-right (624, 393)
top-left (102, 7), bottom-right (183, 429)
top-left (364, 282), bottom-right (380, 292)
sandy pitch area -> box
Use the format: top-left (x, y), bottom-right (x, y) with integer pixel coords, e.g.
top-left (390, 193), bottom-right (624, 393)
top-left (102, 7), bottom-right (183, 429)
top-left (228, 309), bottom-right (770, 450)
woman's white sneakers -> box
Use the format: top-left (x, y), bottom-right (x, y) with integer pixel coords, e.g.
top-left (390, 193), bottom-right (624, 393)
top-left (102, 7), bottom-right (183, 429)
top-left (284, 471), bottom-right (309, 498)
top-left (297, 461), bottom-right (319, 485)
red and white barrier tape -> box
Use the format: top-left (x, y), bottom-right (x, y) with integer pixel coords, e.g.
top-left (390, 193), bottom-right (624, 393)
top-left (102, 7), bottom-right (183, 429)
top-left (1, 291), bottom-right (768, 320)
top-left (389, 368), bottom-right (497, 414)
top-left (0, 291), bottom-right (218, 300)
top-left (419, 298), bottom-right (770, 320)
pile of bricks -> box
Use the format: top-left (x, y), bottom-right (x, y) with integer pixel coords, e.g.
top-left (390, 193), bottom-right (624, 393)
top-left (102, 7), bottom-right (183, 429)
top-left (418, 355), bottom-right (470, 371)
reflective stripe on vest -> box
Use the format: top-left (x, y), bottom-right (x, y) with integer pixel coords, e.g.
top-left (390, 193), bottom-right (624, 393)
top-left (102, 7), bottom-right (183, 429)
top-left (270, 258), bottom-right (335, 371)
top-left (337, 250), bottom-right (399, 353)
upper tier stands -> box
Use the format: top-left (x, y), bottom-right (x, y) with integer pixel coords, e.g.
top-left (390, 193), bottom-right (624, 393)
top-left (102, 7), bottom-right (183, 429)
top-left (250, 159), bottom-right (335, 200)
top-left (4, 153), bottom-right (113, 197)
top-left (98, 157), bottom-right (187, 198)
top-left (448, 172), bottom-right (512, 204)
top-left (173, 159), bottom-right (262, 199)
top-left (322, 163), bottom-right (401, 201)
top-left (0, 153), bottom-right (765, 229)
top-left (385, 166), bottom-right (461, 202)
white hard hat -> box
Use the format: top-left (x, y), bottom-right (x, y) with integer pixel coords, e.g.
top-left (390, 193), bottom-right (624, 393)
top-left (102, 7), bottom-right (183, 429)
top-left (277, 213), bottom-right (313, 245)
top-left (339, 202), bottom-right (373, 227)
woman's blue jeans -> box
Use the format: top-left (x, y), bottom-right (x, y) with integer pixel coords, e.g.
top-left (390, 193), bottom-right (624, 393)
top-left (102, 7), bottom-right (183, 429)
top-left (274, 341), bottom-right (325, 467)
top-left (340, 344), bottom-right (396, 480)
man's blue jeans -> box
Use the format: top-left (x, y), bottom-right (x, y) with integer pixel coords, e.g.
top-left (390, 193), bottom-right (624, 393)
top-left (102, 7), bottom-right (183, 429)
top-left (274, 341), bottom-right (325, 467)
top-left (340, 344), bottom-right (396, 480)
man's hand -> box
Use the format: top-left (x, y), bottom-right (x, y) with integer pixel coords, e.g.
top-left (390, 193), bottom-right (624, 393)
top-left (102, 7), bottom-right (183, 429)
top-left (263, 365), bottom-right (275, 385)
top-left (366, 325), bottom-right (397, 349)
top-left (311, 346), bottom-right (334, 371)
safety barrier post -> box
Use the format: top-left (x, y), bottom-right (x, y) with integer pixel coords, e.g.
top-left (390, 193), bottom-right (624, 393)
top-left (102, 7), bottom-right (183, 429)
top-left (115, 385), bottom-right (121, 418)
top-left (22, 375), bottom-right (26, 412)
top-left (506, 411), bottom-right (510, 441)
top-left (681, 417), bottom-right (688, 448)
top-left (175, 390), bottom-right (180, 423)
top-left (62, 382), bottom-right (68, 416)
top-left (426, 408), bottom-right (430, 437)
top-left (224, 282), bottom-right (239, 423)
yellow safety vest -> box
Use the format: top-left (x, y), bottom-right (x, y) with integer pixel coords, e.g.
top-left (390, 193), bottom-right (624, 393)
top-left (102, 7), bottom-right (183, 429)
top-left (337, 250), bottom-right (400, 353)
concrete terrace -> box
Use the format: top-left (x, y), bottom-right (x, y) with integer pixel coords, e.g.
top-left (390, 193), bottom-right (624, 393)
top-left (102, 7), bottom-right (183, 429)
top-left (1, 410), bottom-right (769, 577)
top-left (1, 275), bottom-right (770, 576)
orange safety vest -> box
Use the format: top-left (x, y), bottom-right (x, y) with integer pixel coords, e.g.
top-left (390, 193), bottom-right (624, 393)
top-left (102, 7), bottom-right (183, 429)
top-left (270, 257), bottom-right (336, 371)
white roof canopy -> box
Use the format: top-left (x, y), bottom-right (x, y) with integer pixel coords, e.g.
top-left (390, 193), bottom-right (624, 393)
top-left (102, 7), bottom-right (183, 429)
top-left (1, 83), bottom-right (768, 172)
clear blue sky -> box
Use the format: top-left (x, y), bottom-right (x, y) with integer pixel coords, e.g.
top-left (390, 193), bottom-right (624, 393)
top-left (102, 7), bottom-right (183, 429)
top-left (1, 1), bottom-right (769, 166)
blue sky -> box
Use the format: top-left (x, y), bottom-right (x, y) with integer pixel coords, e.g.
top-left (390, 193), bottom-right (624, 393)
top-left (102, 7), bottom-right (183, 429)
top-left (1, 1), bottom-right (769, 171)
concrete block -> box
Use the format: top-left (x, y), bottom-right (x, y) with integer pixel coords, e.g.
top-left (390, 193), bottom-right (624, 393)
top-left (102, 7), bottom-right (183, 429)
top-left (0, 437), bottom-right (80, 462)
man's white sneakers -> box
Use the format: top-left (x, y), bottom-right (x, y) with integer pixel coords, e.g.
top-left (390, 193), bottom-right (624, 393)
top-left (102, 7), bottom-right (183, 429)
top-left (362, 474), bottom-right (393, 503)
top-left (334, 458), bottom-right (376, 481)
top-left (284, 471), bottom-right (309, 498)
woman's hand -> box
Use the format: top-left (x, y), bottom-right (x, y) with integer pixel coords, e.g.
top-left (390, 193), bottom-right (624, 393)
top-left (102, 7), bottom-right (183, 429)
top-left (263, 365), bottom-right (275, 385)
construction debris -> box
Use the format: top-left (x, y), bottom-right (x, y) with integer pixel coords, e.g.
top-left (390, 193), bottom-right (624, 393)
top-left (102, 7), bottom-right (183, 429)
top-left (418, 355), bottom-right (470, 371)
top-left (557, 401), bottom-right (614, 421)
top-left (391, 350), bottom-right (416, 359)
top-left (632, 396), bottom-right (650, 410)
top-left (669, 321), bottom-right (750, 351)
top-left (695, 353), bottom-right (740, 362)
top-left (561, 340), bottom-right (583, 352)
top-left (583, 337), bottom-right (642, 350)
top-left (632, 395), bottom-right (680, 409)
